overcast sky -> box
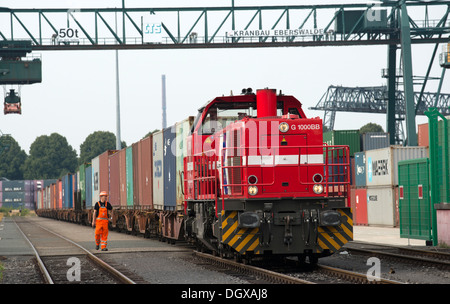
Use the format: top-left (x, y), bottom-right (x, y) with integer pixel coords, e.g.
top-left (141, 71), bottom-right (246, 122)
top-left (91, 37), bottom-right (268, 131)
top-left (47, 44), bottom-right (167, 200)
top-left (0, 0), bottom-right (448, 156)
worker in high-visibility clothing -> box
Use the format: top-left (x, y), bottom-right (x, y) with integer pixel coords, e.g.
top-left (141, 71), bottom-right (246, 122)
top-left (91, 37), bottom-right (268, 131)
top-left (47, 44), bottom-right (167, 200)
top-left (92, 191), bottom-right (113, 251)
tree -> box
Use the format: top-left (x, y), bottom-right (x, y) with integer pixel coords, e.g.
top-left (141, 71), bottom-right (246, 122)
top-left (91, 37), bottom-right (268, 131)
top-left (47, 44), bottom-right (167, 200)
top-left (79, 131), bottom-right (126, 165)
top-left (359, 123), bottom-right (384, 134)
top-left (143, 129), bottom-right (160, 139)
top-left (23, 133), bottom-right (78, 179)
top-left (0, 135), bottom-right (27, 180)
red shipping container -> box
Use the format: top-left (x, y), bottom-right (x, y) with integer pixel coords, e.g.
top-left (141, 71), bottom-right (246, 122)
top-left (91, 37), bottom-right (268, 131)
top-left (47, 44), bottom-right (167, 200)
top-left (109, 151), bottom-right (121, 207)
top-left (132, 141), bottom-right (140, 206)
top-left (58, 180), bottom-right (62, 209)
top-left (349, 187), bottom-right (356, 222)
top-left (418, 123), bottom-right (429, 147)
top-left (139, 136), bottom-right (153, 209)
top-left (98, 150), bottom-right (116, 203)
top-left (119, 148), bottom-right (127, 207)
top-left (355, 188), bottom-right (368, 225)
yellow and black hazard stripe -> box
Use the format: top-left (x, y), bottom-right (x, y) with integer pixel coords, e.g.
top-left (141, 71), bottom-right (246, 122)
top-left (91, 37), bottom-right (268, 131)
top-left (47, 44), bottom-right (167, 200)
top-left (221, 211), bottom-right (260, 255)
top-left (317, 208), bottom-right (353, 253)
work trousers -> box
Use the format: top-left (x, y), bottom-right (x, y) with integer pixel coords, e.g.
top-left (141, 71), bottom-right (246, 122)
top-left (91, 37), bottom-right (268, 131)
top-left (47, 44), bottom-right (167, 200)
top-left (95, 219), bottom-right (109, 249)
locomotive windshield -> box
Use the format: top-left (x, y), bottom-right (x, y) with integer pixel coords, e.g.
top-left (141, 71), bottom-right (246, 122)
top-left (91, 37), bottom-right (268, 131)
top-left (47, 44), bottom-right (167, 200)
top-left (194, 101), bottom-right (298, 135)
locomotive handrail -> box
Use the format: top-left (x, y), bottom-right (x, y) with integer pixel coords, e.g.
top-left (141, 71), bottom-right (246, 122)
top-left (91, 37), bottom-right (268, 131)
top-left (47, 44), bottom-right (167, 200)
top-left (186, 144), bottom-right (350, 212)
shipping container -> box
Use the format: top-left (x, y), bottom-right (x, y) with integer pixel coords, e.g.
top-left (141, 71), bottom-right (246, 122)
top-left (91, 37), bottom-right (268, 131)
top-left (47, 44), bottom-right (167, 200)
top-left (418, 123), bottom-right (429, 147)
top-left (176, 117), bottom-right (194, 211)
top-left (62, 174), bottom-right (73, 209)
top-left (323, 130), bottom-right (360, 156)
top-left (361, 132), bottom-right (390, 151)
top-left (354, 151), bottom-right (366, 187)
top-left (57, 180), bottom-right (62, 209)
top-left (153, 130), bottom-right (164, 210)
top-left (79, 163), bottom-right (90, 208)
top-left (126, 146), bottom-right (133, 207)
top-left (355, 188), bottom-right (368, 225)
top-left (398, 158), bottom-right (432, 241)
top-left (366, 146), bottom-right (429, 186)
top-left (85, 166), bottom-right (92, 208)
top-left (132, 141), bottom-right (140, 206)
top-left (366, 186), bottom-right (399, 227)
top-left (164, 126), bottom-right (177, 210)
top-left (2, 180), bottom-right (25, 192)
top-left (109, 151), bottom-right (121, 207)
top-left (119, 148), bottom-right (127, 207)
top-left (92, 150), bottom-right (116, 207)
top-left (91, 154), bottom-right (100, 206)
top-left (139, 136), bottom-right (153, 208)
top-left (1, 191), bottom-right (33, 205)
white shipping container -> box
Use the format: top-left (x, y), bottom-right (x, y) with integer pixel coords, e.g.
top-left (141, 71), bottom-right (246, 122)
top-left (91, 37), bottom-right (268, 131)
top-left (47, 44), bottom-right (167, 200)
top-left (176, 117), bottom-right (194, 211)
top-left (367, 186), bottom-right (399, 227)
top-left (152, 130), bottom-right (164, 210)
top-left (91, 155), bottom-right (100, 208)
top-left (366, 146), bottom-right (428, 186)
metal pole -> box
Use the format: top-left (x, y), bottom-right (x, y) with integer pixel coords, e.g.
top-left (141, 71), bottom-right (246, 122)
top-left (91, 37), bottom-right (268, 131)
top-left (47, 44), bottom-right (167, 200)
top-left (115, 10), bottom-right (122, 150)
top-left (162, 74), bottom-right (167, 130)
top-left (400, 2), bottom-right (417, 146)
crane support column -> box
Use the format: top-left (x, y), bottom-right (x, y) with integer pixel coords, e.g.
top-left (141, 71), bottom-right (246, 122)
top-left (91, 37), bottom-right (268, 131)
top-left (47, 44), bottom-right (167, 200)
top-left (387, 43), bottom-right (397, 145)
top-left (400, 2), bottom-right (417, 146)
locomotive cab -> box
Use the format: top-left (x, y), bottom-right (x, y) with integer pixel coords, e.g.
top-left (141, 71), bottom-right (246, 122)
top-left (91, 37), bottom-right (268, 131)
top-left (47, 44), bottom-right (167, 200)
top-left (184, 88), bottom-right (352, 263)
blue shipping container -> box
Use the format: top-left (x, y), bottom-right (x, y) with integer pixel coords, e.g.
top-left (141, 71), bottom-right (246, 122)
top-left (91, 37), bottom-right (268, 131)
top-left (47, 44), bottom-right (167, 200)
top-left (354, 152), bottom-right (366, 187)
top-left (163, 126), bottom-right (177, 210)
top-left (62, 174), bottom-right (73, 209)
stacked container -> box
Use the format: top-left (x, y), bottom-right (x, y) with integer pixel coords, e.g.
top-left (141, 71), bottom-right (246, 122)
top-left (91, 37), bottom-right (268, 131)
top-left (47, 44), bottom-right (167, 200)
top-left (361, 132), bottom-right (390, 151)
top-left (323, 130), bottom-right (361, 156)
top-left (176, 117), bottom-right (194, 211)
top-left (138, 136), bottom-right (153, 209)
top-left (163, 126), bottom-right (177, 211)
top-left (92, 150), bottom-right (116, 207)
top-left (153, 130), bottom-right (164, 210)
top-left (109, 151), bottom-right (121, 207)
top-left (365, 146), bottom-right (428, 226)
top-left (1, 180), bottom-right (35, 209)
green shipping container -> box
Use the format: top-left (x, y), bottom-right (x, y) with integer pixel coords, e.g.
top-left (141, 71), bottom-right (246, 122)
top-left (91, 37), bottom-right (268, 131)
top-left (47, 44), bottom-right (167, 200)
top-left (78, 163), bottom-right (91, 208)
top-left (323, 130), bottom-right (361, 156)
top-left (398, 158), bottom-right (433, 241)
top-left (126, 146), bottom-right (134, 207)
top-left (437, 119), bottom-right (450, 205)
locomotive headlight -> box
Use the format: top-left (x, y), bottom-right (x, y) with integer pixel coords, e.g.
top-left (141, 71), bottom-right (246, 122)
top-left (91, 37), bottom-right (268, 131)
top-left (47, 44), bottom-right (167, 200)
top-left (313, 184), bottom-right (324, 194)
top-left (279, 122), bottom-right (289, 133)
top-left (248, 185), bottom-right (258, 196)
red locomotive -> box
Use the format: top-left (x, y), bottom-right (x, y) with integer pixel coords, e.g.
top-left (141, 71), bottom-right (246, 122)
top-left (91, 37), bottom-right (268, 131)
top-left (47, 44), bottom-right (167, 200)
top-left (183, 88), bottom-right (352, 263)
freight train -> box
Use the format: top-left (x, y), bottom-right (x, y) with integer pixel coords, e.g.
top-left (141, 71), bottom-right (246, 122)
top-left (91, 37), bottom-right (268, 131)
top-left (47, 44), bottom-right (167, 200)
top-left (36, 88), bottom-right (353, 264)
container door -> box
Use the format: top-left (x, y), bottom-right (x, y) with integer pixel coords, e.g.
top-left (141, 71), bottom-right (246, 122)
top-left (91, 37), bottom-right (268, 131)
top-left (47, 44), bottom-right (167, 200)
top-left (354, 188), bottom-right (368, 225)
top-left (163, 126), bottom-right (177, 210)
top-left (398, 158), bottom-right (432, 241)
top-left (153, 131), bottom-right (164, 210)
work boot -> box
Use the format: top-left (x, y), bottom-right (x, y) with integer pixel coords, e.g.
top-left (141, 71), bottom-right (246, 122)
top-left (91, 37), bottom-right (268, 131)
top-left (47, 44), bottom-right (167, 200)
top-left (101, 248), bottom-right (108, 251)
top-left (96, 245), bottom-right (99, 250)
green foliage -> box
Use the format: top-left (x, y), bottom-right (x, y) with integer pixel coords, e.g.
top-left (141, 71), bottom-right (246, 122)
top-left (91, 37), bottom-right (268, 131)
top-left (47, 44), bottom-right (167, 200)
top-left (359, 123), bottom-right (384, 134)
top-left (22, 133), bottom-right (78, 179)
top-left (79, 131), bottom-right (126, 165)
top-left (0, 135), bottom-right (27, 180)
top-left (143, 129), bottom-right (160, 139)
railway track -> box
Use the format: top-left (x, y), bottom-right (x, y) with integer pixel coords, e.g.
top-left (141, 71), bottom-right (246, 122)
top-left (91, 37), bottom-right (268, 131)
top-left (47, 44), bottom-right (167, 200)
top-left (346, 241), bottom-right (450, 270)
top-left (193, 251), bottom-right (403, 284)
top-left (13, 217), bottom-right (136, 284)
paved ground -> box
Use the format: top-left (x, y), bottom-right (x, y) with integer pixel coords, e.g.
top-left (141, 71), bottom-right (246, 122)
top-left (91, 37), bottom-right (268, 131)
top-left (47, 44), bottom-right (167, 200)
top-left (353, 225), bottom-right (427, 247)
top-left (0, 216), bottom-right (188, 257)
